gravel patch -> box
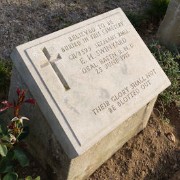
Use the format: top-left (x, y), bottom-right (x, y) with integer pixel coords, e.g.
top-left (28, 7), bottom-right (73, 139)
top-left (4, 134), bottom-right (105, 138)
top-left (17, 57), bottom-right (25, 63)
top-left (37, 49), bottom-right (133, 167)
top-left (0, 0), bottom-right (150, 60)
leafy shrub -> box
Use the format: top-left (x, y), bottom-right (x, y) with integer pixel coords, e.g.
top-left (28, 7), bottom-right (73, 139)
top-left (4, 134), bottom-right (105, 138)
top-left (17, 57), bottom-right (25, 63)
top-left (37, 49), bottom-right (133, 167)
top-left (126, 0), bottom-right (170, 33)
top-left (0, 60), bottom-right (12, 97)
top-left (0, 88), bottom-right (40, 180)
top-left (126, 12), bottom-right (149, 31)
top-left (149, 41), bottom-right (180, 107)
top-left (147, 0), bottom-right (170, 22)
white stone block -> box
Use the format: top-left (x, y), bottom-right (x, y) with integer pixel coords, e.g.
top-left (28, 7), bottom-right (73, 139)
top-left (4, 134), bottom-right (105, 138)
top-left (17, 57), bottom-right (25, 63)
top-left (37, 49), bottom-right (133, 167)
top-left (9, 8), bottom-right (170, 179)
top-left (158, 0), bottom-right (180, 48)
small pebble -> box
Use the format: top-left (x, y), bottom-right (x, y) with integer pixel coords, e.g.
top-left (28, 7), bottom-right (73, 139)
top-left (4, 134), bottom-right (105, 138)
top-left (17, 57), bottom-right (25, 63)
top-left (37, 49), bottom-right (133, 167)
top-left (166, 132), bottom-right (176, 143)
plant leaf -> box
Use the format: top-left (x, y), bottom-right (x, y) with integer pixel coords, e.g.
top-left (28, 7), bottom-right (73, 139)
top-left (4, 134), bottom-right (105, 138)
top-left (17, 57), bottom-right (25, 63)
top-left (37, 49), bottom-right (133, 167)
top-left (11, 117), bottom-right (19, 122)
top-left (0, 125), bottom-right (3, 134)
top-left (0, 144), bottom-right (7, 157)
top-left (1, 101), bottom-right (13, 107)
top-left (0, 157), bottom-right (13, 173)
top-left (13, 149), bottom-right (29, 167)
top-left (0, 124), bottom-right (7, 135)
top-left (18, 126), bottom-right (29, 141)
top-left (16, 88), bottom-right (21, 96)
top-left (25, 176), bottom-right (33, 180)
top-left (24, 98), bottom-right (36, 105)
top-left (0, 106), bottom-right (10, 113)
top-left (1, 135), bottom-right (11, 143)
top-left (35, 176), bottom-right (41, 180)
top-left (20, 117), bottom-right (29, 121)
top-left (3, 172), bottom-right (18, 180)
top-left (0, 101), bottom-right (13, 112)
top-left (24, 176), bottom-right (41, 180)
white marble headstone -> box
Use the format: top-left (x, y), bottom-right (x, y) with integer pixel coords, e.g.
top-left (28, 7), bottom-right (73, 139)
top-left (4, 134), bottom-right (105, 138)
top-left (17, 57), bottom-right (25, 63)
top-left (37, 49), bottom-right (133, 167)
top-left (11, 8), bottom-right (170, 158)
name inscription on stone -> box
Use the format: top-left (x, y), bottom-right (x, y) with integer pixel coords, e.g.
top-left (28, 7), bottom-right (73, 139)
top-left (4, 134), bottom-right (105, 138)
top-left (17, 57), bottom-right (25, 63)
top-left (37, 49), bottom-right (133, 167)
top-left (59, 19), bottom-right (132, 76)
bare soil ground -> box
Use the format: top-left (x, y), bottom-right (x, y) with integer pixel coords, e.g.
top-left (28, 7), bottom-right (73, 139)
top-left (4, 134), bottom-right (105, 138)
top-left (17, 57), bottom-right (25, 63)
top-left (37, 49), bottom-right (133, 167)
top-left (89, 103), bottom-right (180, 180)
top-left (0, 0), bottom-right (180, 179)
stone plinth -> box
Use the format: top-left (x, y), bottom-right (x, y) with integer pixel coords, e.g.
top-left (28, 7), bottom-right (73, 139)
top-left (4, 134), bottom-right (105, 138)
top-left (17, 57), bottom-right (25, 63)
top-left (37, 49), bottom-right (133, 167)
top-left (158, 0), bottom-right (180, 49)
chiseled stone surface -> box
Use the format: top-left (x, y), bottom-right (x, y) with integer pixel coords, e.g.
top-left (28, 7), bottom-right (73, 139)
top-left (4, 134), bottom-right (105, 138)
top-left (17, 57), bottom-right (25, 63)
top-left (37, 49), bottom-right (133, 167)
top-left (10, 8), bottom-right (170, 158)
top-left (158, 0), bottom-right (180, 48)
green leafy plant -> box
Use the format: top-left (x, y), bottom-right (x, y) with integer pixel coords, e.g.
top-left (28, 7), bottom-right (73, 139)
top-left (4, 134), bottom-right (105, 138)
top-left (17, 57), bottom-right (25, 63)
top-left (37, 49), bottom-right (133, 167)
top-left (0, 60), bottom-right (12, 98)
top-left (23, 176), bottom-right (40, 180)
top-left (126, 0), bottom-right (170, 32)
top-left (126, 12), bottom-right (149, 31)
top-left (147, 0), bottom-right (170, 22)
top-left (149, 41), bottom-right (180, 118)
top-left (0, 88), bottom-right (39, 180)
